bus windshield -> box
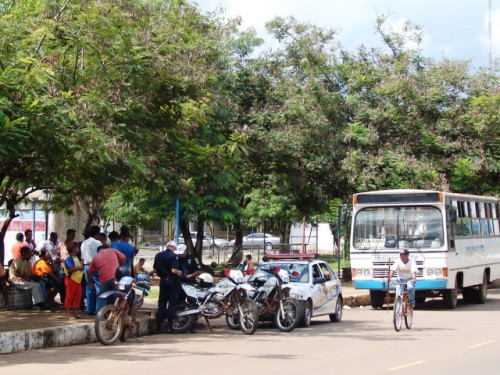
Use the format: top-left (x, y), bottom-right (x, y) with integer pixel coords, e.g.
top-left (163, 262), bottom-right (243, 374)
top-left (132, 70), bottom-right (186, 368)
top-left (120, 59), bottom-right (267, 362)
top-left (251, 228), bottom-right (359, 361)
top-left (353, 206), bottom-right (444, 250)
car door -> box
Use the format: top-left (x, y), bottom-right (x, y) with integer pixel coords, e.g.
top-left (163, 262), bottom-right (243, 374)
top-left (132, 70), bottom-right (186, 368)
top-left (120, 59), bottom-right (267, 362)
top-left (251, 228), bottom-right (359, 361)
top-left (317, 262), bottom-right (339, 315)
top-left (309, 263), bottom-right (331, 316)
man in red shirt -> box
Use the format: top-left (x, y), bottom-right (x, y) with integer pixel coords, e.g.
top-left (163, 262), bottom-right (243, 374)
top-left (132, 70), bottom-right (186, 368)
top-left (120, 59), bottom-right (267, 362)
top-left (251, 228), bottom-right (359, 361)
top-left (87, 247), bottom-right (126, 312)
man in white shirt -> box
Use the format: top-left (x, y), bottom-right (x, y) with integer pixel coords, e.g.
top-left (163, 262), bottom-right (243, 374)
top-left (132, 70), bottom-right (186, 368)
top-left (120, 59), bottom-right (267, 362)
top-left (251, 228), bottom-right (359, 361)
top-left (389, 249), bottom-right (418, 308)
top-left (37, 232), bottom-right (60, 262)
top-left (80, 226), bottom-right (102, 315)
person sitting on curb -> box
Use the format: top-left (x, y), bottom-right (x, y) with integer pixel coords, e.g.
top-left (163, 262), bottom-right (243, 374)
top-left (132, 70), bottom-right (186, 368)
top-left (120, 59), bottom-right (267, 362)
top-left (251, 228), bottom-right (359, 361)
top-left (33, 250), bottom-right (60, 307)
top-left (8, 246), bottom-right (48, 310)
top-left (134, 258), bottom-right (153, 276)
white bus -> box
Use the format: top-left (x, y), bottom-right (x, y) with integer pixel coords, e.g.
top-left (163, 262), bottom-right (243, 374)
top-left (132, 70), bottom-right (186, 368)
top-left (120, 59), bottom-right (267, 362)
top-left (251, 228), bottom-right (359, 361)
top-left (350, 189), bottom-right (500, 309)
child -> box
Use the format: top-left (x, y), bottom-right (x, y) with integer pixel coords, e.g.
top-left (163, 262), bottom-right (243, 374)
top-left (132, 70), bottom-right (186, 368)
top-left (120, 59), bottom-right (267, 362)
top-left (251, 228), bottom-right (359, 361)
top-left (62, 242), bottom-right (84, 319)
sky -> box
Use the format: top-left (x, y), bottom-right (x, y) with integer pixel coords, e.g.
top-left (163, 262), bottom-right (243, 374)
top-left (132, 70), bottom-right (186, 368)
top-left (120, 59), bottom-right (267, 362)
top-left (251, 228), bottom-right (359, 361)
top-left (197, 0), bottom-right (500, 69)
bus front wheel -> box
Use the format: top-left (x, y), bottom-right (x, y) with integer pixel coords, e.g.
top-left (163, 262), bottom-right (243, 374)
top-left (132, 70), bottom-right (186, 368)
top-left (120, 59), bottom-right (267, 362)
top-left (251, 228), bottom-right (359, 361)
top-left (369, 290), bottom-right (386, 309)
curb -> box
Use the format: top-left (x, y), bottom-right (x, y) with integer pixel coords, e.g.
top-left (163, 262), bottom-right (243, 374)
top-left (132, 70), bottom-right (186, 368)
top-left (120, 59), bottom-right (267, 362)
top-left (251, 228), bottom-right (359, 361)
top-left (0, 295), bottom-right (368, 355)
top-left (0, 313), bottom-right (157, 355)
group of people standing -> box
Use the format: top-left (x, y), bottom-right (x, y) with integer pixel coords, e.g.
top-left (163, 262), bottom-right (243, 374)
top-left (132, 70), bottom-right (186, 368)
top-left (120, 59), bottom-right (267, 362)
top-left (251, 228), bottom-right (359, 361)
top-left (1, 225), bottom-right (142, 319)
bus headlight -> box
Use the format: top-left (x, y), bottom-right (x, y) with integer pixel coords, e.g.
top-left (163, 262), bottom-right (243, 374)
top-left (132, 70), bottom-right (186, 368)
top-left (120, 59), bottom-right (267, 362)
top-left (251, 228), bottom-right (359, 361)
top-left (427, 269), bottom-right (434, 277)
top-left (363, 269), bottom-right (371, 277)
top-left (435, 268), bottom-right (443, 277)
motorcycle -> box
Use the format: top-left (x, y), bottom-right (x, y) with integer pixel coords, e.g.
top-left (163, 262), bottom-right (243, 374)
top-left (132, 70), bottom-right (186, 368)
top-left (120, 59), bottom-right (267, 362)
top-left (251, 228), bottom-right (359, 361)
top-left (94, 274), bottom-right (153, 345)
top-left (172, 268), bottom-right (259, 335)
top-left (227, 266), bottom-right (303, 332)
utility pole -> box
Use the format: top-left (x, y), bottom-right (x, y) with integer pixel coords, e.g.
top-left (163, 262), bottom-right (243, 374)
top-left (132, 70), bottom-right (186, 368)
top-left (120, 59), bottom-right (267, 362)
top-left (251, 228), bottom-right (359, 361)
top-left (489, 0), bottom-right (492, 70)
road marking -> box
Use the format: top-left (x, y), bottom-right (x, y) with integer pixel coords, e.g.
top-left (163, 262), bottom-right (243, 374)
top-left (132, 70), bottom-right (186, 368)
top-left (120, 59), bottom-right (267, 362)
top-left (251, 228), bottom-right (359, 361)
top-left (387, 361), bottom-right (426, 371)
top-left (468, 340), bottom-right (495, 349)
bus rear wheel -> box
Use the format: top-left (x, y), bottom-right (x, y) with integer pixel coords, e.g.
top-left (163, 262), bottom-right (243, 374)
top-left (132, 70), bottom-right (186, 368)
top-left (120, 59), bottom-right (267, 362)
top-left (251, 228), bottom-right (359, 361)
top-left (474, 272), bottom-right (488, 304)
top-left (443, 279), bottom-right (458, 309)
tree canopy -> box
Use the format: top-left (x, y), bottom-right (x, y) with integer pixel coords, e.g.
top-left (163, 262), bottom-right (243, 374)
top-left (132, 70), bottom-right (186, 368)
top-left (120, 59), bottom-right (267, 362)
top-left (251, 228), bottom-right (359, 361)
top-left (1, 1), bottom-right (498, 264)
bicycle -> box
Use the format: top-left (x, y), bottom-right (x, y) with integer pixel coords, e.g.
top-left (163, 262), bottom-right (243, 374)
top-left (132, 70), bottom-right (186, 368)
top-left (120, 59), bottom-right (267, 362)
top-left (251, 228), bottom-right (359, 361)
top-left (388, 280), bottom-right (413, 332)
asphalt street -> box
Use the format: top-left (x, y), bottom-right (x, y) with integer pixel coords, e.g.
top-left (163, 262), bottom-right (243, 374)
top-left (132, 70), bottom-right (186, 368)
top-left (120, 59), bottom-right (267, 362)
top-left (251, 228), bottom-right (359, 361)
top-left (2, 289), bottom-right (499, 375)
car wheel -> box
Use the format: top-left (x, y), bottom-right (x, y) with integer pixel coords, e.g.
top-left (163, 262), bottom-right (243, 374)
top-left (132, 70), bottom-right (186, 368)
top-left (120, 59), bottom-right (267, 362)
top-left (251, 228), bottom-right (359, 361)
top-left (300, 300), bottom-right (312, 327)
top-left (329, 296), bottom-right (343, 322)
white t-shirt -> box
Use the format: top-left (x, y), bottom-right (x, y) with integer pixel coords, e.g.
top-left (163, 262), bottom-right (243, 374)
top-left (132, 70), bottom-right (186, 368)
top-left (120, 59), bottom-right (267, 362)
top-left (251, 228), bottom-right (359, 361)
top-left (391, 257), bottom-right (418, 280)
top-left (80, 237), bottom-right (101, 265)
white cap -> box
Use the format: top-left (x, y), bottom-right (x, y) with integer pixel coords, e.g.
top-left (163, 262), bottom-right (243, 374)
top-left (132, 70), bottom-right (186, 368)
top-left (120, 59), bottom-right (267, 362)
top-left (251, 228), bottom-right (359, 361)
top-left (166, 241), bottom-right (177, 249)
top-left (175, 244), bottom-right (187, 255)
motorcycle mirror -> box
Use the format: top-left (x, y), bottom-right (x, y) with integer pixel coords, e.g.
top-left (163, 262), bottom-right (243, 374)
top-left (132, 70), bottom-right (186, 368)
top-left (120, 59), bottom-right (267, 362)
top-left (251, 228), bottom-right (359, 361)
top-left (262, 256), bottom-right (269, 262)
top-left (223, 268), bottom-right (230, 277)
top-left (210, 261), bottom-right (218, 268)
top-left (274, 267), bottom-right (280, 274)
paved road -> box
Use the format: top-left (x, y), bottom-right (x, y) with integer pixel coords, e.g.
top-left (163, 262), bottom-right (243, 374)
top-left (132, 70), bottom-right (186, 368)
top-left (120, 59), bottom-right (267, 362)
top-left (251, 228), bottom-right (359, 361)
top-left (2, 290), bottom-right (500, 374)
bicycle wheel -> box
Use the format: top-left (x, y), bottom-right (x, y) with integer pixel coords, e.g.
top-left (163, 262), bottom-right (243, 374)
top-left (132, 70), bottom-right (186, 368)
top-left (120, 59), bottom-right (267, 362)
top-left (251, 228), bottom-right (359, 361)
top-left (95, 304), bottom-right (124, 345)
top-left (405, 299), bottom-right (413, 329)
top-left (393, 296), bottom-right (403, 332)
top-left (275, 298), bottom-right (302, 332)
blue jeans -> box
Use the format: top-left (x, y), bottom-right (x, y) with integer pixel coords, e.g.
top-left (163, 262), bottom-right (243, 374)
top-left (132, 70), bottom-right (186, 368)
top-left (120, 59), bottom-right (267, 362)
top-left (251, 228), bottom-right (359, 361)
top-left (84, 265), bottom-right (100, 315)
top-left (97, 278), bottom-right (116, 313)
top-left (397, 279), bottom-right (415, 305)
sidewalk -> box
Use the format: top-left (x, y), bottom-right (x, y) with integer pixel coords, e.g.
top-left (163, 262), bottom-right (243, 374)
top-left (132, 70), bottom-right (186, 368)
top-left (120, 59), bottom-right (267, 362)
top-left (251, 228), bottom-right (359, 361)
top-left (0, 281), bottom-right (367, 355)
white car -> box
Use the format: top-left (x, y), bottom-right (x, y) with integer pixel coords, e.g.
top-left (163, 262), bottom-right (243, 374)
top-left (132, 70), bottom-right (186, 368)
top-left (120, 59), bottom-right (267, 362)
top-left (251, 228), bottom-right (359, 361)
top-left (247, 254), bottom-right (343, 326)
top-left (179, 231), bottom-right (229, 249)
top-left (229, 232), bottom-right (281, 250)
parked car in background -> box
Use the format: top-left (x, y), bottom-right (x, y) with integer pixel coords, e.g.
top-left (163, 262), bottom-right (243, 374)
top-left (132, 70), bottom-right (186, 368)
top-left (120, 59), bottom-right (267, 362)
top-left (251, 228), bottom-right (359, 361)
top-left (229, 233), bottom-right (281, 251)
top-left (179, 231), bottom-right (229, 249)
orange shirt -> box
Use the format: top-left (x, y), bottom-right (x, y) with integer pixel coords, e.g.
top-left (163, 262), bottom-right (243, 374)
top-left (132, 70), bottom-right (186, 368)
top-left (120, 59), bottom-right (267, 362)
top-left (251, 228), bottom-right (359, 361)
top-left (33, 259), bottom-right (53, 277)
top-left (11, 241), bottom-right (25, 260)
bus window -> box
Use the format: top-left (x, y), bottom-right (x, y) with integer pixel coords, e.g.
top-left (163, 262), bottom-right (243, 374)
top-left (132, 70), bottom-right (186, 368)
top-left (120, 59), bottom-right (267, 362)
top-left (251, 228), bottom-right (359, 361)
top-left (353, 206), bottom-right (444, 250)
top-left (492, 203), bottom-right (500, 235)
top-left (478, 203), bottom-right (490, 235)
top-left (456, 201), bottom-right (471, 237)
top-left (471, 202), bottom-right (481, 236)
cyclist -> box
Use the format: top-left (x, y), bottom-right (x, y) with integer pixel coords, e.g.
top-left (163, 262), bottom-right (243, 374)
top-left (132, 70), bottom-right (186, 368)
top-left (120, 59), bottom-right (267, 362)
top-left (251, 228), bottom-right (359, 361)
top-left (388, 249), bottom-right (417, 308)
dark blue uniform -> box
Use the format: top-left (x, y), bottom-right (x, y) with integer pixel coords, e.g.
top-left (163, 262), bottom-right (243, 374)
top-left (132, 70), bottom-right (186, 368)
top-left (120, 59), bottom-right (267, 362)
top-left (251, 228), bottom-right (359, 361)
top-left (179, 255), bottom-right (199, 277)
top-left (153, 250), bottom-right (180, 331)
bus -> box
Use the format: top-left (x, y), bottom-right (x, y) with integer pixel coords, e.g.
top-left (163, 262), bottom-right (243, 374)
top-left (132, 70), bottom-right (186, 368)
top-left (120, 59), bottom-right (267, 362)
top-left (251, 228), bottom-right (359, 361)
top-left (349, 189), bottom-right (500, 309)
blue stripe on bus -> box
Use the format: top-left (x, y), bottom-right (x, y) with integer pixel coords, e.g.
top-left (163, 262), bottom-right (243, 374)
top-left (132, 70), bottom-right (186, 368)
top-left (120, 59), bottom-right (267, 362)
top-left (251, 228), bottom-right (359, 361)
top-left (353, 280), bottom-right (448, 290)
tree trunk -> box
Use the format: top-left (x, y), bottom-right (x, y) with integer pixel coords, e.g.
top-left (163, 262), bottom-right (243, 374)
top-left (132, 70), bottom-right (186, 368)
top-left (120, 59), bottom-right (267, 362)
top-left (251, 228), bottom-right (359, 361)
top-left (228, 220), bottom-right (243, 266)
top-left (0, 198), bottom-right (21, 265)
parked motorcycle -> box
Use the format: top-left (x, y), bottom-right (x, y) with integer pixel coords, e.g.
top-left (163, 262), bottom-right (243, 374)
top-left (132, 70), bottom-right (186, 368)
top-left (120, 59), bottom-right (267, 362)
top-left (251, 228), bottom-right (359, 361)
top-left (172, 269), bottom-right (259, 335)
top-left (227, 266), bottom-right (303, 332)
top-left (94, 274), bottom-right (153, 345)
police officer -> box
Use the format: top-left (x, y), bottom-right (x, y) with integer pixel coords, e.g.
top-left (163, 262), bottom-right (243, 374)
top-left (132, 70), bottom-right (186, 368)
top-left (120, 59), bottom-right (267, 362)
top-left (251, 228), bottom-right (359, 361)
top-left (175, 244), bottom-right (202, 282)
top-left (153, 241), bottom-right (182, 333)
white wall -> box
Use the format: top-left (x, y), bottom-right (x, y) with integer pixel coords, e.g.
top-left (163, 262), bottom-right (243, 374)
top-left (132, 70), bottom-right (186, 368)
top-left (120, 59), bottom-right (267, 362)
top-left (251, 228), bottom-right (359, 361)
top-left (289, 222), bottom-right (338, 255)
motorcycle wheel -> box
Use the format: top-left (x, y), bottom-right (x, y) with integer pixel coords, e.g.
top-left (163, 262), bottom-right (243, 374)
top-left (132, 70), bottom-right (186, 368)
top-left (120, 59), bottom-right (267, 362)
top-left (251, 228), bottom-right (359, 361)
top-left (172, 302), bottom-right (197, 333)
top-left (239, 298), bottom-right (259, 335)
top-left (275, 297), bottom-right (302, 332)
top-left (225, 304), bottom-right (241, 330)
top-left (95, 304), bottom-right (124, 346)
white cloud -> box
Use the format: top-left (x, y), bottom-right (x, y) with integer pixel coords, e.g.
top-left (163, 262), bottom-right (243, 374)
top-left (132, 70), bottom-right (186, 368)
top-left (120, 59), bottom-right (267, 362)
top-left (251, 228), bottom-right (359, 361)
top-left (198, 0), bottom-right (500, 68)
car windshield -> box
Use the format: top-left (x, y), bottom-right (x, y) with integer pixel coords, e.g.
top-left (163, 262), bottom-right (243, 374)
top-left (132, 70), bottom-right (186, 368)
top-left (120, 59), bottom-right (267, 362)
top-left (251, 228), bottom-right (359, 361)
top-left (353, 206), bottom-right (444, 250)
top-left (252, 263), bottom-right (309, 284)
